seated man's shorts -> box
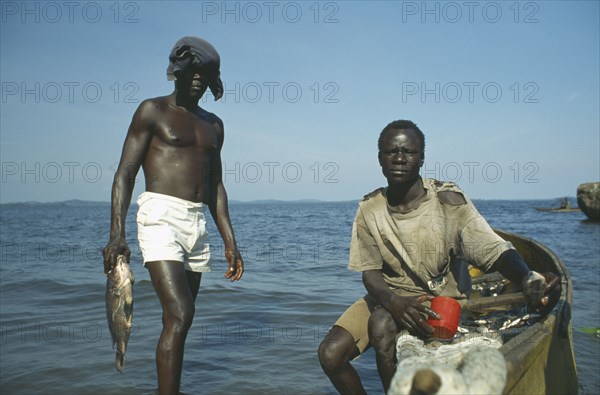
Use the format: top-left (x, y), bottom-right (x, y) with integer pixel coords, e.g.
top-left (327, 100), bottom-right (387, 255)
top-left (335, 289), bottom-right (433, 355)
top-left (334, 294), bottom-right (379, 355)
top-left (137, 191), bottom-right (211, 272)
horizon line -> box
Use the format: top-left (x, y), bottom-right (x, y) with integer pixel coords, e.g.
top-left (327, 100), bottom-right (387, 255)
top-left (0, 196), bottom-right (578, 206)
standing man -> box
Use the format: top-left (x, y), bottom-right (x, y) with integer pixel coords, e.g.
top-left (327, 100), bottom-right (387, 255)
top-left (318, 120), bottom-right (558, 394)
top-left (103, 36), bottom-right (244, 395)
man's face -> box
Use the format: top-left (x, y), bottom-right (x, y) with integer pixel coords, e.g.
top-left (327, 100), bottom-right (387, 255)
top-left (378, 128), bottom-right (424, 186)
top-left (176, 66), bottom-right (210, 99)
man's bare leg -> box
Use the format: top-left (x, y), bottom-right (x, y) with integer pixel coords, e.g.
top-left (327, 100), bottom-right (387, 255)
top-left (185, 269), bottom-right (202, 301)
top-left (318, 326), bottom-right (367, 395)
top-left (147, 261), bottom-right (201, 395)
top-left (368, 308), bottom-right (399, 392)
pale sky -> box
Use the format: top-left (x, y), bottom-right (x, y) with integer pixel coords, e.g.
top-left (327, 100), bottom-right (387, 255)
top-left (1, 1), bottom-right (599, 203)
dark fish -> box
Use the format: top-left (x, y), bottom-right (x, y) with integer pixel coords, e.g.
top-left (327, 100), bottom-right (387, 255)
top-left (105, 255), bottom-right (134, 373)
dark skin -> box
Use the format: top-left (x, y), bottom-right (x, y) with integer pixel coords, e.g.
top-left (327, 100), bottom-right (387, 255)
top-left (103, 64), bottom-right (243, 395)
top-left (319, 128), bottom-right (560, 394)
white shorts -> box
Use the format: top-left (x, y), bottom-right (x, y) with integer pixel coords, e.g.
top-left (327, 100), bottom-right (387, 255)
top-left (136, 192), bottom-right (211, 272)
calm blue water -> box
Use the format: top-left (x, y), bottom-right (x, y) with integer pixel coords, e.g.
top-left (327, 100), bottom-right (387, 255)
top-left (1, 200), bottom-right (598, 394)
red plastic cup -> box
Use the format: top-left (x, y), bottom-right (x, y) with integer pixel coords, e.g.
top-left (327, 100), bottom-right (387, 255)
top-left (427, 296), bottom-right (461, 340)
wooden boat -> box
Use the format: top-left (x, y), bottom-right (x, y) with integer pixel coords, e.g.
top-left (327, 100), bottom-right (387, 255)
top-left (465, 229), bottom-right (578, 394)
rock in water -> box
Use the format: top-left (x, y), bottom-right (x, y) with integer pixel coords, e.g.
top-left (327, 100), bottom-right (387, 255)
top-left (105, 255), bottom-right (134, 373)
top-left (577, 182), bottom-right (600, 221)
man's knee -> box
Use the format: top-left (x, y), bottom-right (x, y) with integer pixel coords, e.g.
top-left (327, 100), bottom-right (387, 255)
top-left (318, 341), bottom-right (345, 374)
top-left (368, 308), bottom-right (396, 349)
top-left (164, 302), bottom-right (195, 332)
top-left (318, 327), bottom-right (357, 374)
top-left (147, 260), bottom-right (197, 332)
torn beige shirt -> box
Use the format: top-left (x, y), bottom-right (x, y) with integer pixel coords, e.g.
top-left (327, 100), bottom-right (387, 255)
top-left (348, 178), bottom-right (513, 300)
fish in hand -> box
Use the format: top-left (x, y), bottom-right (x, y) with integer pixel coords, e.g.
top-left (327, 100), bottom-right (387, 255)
top-left (105, 254), bottom-right (134, 373)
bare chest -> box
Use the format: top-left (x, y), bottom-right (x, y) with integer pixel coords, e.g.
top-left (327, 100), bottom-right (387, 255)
top-left (153, 111), bottom-right (218, 151)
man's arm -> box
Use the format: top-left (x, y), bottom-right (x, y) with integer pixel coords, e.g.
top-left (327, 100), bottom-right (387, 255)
top-left (103, 100), bottom-right (154, 273)
top-left (208, 119), bottom-right (243, 282)
top-left (457, 201), bottom-right (561, 313)
top-left (491, 249), bottom-right (560, 312)
top-left (362, 270), bottom-right (439, 337)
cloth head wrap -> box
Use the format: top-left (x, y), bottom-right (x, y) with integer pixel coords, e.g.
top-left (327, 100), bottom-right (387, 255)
top-left (167, 36), bottom-right (223, 101)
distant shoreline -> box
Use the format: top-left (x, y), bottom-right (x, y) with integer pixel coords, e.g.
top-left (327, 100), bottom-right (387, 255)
top-left (0, 197), bottom-right (578, 206)
top-left (0, 198), bottom-right (353, 207)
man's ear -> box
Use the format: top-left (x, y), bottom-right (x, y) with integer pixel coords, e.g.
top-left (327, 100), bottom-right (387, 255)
top-left (378, 151), bottom-right (383, 166)
top-left (420, 153), bottom-right (425, 167)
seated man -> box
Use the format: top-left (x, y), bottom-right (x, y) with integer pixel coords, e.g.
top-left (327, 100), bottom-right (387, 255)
top-left (318, 120), bottom-right (558, 394)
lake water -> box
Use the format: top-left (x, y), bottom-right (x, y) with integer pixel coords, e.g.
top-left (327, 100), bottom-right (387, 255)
top-left (1, 199), bottom-right (598, 394)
